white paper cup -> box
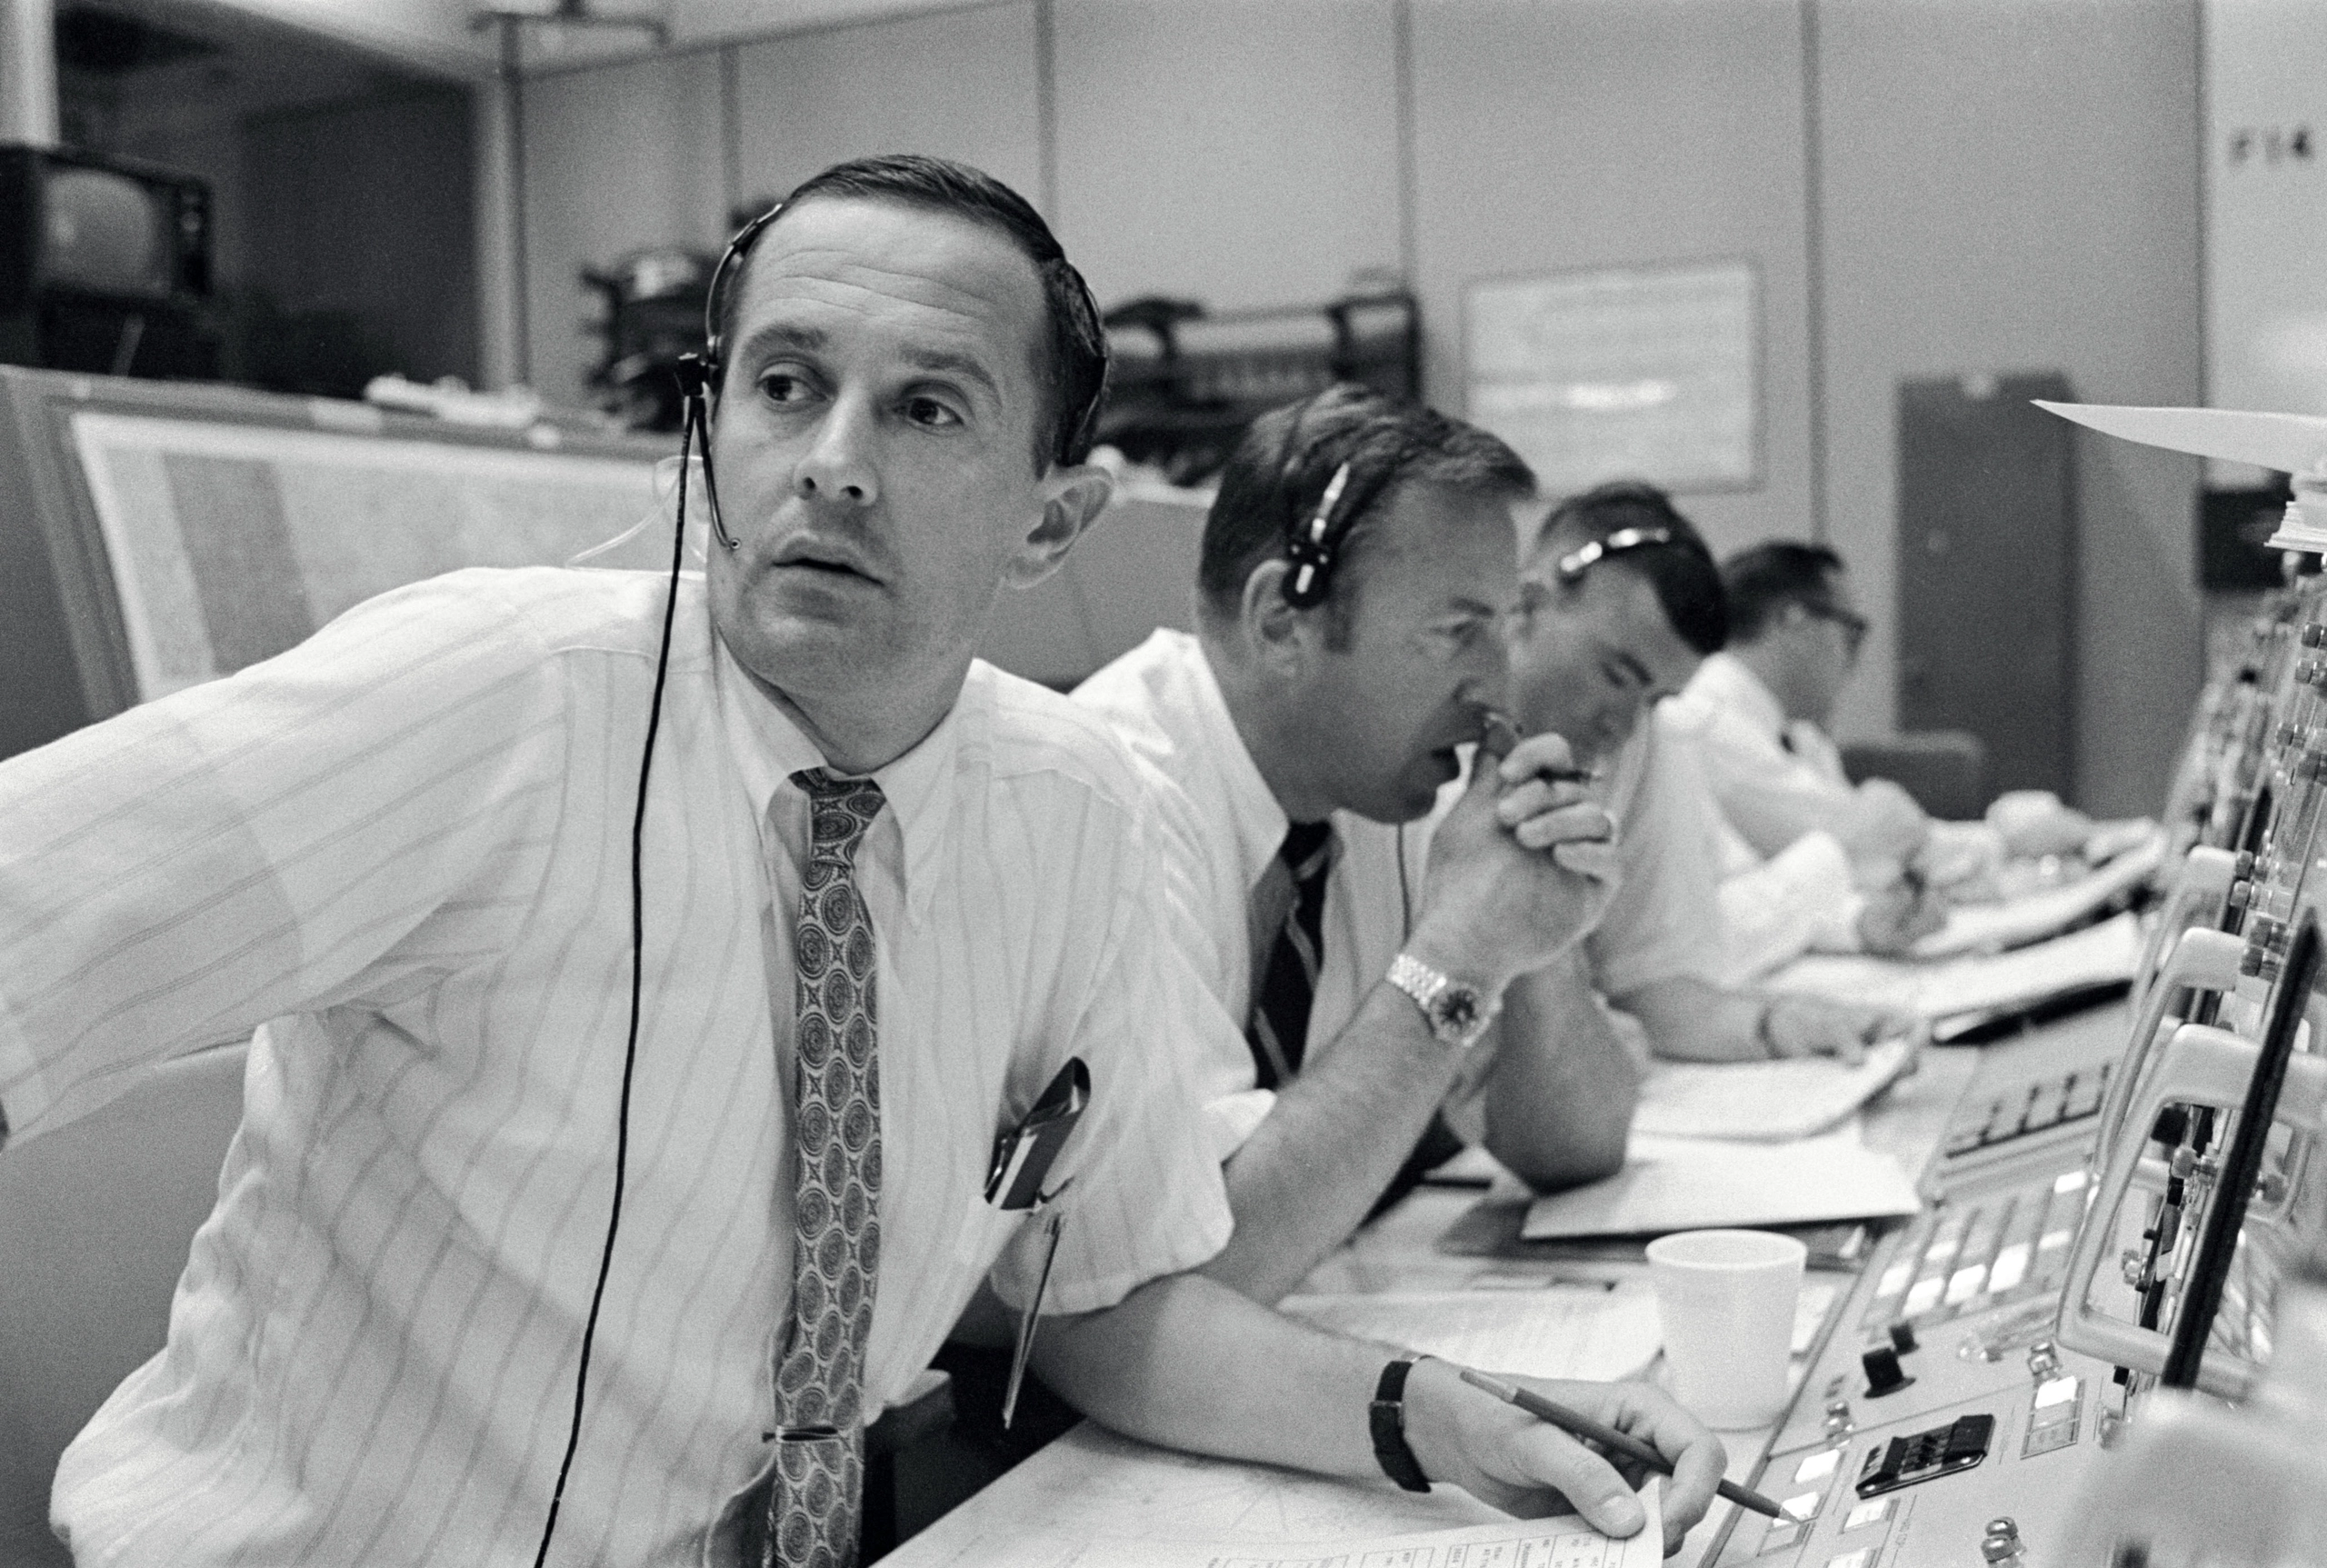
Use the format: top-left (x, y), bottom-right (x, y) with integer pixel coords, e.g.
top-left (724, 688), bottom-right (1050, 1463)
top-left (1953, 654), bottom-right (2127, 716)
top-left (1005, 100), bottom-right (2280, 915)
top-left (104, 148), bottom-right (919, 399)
top-left (1645, 1228), bottom-right (1807, 1430)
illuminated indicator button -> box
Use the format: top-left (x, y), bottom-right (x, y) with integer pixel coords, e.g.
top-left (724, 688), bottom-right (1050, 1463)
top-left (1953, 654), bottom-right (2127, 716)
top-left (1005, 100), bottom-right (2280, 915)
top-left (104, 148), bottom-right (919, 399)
top-left (2035, 1374), bottom-right (2081, 1410)
top-left (1794, 1449), bottom-right (1842, 1484)
top-left (1926, 1233), bottom-right (1963, 1263)
top-left (1841, 1498), bottom-right (1893, 1533)
top-left (2054, 1169), bottom-right (2089, 1195)
top-left (1825, 1551), bottom-right (1876, 1568)
top-left (1988, 1244), bottom-right (2031, 1293)
top-left (2038, 1229), bottom-right (2072, 1253)
top-left (1947, 1264), bottom-right (1989, 1303)
top-left (1904, 1278), bottom-right (1945, 1315)
top-left (1762, 1520), bottom-right (1808, 1554)
top-left (1783, 1491), bottom-right (1825, 1521)
top-left (1874, 1263), bottom-right (1913, 1301)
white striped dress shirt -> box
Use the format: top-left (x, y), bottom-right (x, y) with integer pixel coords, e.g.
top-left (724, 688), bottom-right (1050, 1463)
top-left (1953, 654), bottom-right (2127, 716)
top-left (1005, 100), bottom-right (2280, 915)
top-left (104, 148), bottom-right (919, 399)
top-left (0, 566), bottom-right (1231, 1568)
top-left (1074, 631), bottom-right (1431, 1159)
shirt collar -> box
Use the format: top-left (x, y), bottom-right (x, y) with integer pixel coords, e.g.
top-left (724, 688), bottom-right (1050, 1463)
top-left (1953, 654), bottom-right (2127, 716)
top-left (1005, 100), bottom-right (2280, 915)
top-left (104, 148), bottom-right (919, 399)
top-left (1180, 636), bottom-right (1292, 892)
top-left (712, 625), bottom-right (961, 924)
top-left (1693, 651), bottom-right (1790, 745)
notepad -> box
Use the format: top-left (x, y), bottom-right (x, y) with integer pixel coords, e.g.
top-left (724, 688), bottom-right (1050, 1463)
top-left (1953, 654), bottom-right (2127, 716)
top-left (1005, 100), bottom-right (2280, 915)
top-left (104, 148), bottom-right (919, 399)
top-left (1632, 1038), bottom-right (1917, 1143)
top-left (1520, 1126), bottom-right (1922, 1241)
top-left (1911, 833), bottom-right (2162, 958)
top-left (1281, 1283), bottom-right (1663, 1383)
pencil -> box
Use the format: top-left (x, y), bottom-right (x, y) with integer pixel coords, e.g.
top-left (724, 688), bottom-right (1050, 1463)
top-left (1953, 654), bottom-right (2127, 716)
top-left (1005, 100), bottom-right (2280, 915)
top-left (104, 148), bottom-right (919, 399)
top-left (1457, 1366), bottom-right (1785, 1522)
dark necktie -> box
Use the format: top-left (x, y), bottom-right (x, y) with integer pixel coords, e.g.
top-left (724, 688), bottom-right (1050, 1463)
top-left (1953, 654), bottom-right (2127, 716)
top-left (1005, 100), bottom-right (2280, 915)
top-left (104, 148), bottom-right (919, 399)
top-left (1245, 819), bottom-right (1337, 1090)
top-left (765, 768), bottom-right (886, 1568)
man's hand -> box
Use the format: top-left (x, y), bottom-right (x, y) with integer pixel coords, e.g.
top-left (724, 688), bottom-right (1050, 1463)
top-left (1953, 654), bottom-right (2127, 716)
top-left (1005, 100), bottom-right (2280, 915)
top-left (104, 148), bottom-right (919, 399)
top-left (1988, 789), bottom-right (2094, 859)
top-left (1759, 991), bottom-right (1921, 1066)
top-left (1841, 778), bottom-right (1930, 878)
top-left (1855, 876), bottom-right (1947, 955)
top-left (1400, 1358), bottom-right (1725, 1552)
top-left (1410, 726), bottom-right (1616, 993)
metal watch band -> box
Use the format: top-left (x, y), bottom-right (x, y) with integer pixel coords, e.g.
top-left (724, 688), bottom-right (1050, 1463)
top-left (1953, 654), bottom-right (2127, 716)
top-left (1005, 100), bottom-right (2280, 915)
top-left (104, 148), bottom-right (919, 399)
top-left (1385, 953), bottom-right (1495, 1053)
top-left (1369, 1353), bottom-right (1432, 1493)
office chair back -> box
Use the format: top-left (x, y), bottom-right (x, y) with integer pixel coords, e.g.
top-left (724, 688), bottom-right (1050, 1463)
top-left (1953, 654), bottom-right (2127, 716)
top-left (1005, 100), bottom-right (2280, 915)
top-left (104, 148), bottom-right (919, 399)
top-left (0, 1044), bottom-right (245, 1568)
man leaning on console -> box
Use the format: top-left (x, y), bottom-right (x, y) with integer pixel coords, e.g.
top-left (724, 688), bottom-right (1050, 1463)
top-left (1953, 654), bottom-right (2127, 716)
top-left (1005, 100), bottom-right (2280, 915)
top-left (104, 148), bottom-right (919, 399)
top-left (0, 151), bottom-right (2058, 1568)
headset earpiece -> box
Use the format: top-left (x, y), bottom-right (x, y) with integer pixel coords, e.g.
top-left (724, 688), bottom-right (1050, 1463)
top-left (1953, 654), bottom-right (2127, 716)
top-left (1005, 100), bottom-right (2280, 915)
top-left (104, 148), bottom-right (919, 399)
top-left (1554, 524), bottom-right (1675, 584)
top-left (1283, 460), bottom-right (1352, 610)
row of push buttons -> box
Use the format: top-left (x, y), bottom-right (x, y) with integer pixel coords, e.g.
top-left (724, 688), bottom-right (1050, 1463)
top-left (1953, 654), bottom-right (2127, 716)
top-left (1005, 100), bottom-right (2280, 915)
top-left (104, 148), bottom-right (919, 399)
top-left (1941, 1064), bottom-right (2111, 1159)
top-left (1861, 1166), bottom-right (2091, 1333)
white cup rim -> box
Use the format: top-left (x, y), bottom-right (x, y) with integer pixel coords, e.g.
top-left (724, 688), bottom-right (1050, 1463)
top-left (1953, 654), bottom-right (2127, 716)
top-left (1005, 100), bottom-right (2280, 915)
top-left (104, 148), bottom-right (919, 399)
top-left (1644, 1227), bottom-right (1808, 1270)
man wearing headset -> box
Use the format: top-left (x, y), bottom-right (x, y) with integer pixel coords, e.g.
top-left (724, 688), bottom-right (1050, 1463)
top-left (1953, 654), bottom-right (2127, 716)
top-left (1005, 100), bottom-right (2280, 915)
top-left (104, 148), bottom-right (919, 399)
top-left (0, 156), bottom-right (1720, 1566)
top-left (1074, 385), bottom-right (1644, 1309)
top-left (1501, 484), bottom-right (1913, 1065)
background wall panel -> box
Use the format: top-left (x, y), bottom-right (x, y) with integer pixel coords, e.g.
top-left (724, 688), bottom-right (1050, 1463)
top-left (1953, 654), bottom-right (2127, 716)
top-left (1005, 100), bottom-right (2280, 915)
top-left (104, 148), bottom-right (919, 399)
top-left (1405, 0), bottom-right (1815, 564)
top-left (1050, 0), bottom-right (1403, 313)
top-left (519, 51), bottom-right (726, 412)
top-left (1814, 0), bottom-right (2202, 813)
top-left (732, 4), bottom-right (1042, 215)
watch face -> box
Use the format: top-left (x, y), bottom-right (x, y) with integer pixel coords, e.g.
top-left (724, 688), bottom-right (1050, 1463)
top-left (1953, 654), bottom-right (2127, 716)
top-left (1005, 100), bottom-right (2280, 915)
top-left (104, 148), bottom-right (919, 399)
top-left (1433, 986), bottom-right (1483, 1038)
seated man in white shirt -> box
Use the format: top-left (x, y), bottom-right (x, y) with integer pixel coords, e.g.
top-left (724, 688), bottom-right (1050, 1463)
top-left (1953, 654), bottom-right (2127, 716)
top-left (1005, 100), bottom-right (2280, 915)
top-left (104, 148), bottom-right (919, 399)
top-left (1504, 484), bottom-right (1911, 1064)
top-left (1672, 541), bottom-right (2092, 907)
top-left (0, 156), bottom-right (1722, 1564)
top-left (1077, 385), bottom-right (1640, 1306)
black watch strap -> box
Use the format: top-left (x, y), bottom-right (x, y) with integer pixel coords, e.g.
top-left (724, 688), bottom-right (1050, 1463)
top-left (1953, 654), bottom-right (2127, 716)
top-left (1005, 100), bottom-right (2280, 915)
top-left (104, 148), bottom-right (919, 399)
top-left (1369, 1353), bottom-right (1432, 1493)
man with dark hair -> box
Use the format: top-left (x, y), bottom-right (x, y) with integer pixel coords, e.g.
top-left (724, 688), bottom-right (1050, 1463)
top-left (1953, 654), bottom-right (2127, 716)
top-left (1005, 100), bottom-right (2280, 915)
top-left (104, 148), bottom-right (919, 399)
top-left (1503, 484), bottom-right (1909, 1063)
top-left (1671, 539), bottom-right (2092, 916)
top-left (5, 159), bottom-right (1721, 1566)
top-left (1077, 385), bottom-right (1647, 1303)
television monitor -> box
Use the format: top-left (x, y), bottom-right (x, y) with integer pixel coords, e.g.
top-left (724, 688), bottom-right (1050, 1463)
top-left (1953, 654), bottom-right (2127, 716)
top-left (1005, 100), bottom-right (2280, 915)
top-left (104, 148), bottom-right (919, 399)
top-left (0, 145), bottom-right (211, 310)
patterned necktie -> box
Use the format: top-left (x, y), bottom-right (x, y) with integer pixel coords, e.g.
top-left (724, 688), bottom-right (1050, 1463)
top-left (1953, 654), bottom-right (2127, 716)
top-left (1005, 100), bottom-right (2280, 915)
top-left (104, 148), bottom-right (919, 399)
top-left (765, 768), bottom-right (886, 1568)
top-left (1245, 819), bottom-right (1337, 1090)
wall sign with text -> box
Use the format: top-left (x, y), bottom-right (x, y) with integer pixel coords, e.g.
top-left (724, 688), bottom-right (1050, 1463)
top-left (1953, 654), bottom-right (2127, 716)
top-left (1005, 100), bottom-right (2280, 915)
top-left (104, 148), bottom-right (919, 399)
top-left (1463, 258), bottom-right (1760, 499)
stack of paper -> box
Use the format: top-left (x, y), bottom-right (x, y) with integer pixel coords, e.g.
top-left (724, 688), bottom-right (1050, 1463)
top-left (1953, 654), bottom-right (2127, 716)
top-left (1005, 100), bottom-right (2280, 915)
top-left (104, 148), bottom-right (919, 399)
top-left (1766, 909), bottom-right (2141, 1037)
top-left (1912, 834), bottom-right (2162, 958)
top-left (1632, 1038), bottom-right (1917, 1143)
top-left (1520, 1125), bottom-right (1922, 1242)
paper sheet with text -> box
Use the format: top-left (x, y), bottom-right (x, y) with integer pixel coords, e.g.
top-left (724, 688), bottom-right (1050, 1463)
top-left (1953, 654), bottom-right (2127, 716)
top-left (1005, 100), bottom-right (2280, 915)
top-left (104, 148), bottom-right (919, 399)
top-left (1279, 1283), bottom-right (1662, 1383)
top-left (1632, 1038), bottom-right (1916, 1142)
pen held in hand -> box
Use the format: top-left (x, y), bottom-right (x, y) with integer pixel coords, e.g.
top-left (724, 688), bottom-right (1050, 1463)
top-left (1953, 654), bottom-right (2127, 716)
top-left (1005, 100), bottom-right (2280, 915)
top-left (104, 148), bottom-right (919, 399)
top-left (1455, 1365), bottom-right (1785, 1522)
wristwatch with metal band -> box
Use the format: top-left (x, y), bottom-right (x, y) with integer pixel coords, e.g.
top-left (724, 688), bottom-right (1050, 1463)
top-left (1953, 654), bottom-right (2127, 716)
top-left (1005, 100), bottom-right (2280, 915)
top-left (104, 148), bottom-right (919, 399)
top-left (1386, 953), bottom-right (1499, 1053)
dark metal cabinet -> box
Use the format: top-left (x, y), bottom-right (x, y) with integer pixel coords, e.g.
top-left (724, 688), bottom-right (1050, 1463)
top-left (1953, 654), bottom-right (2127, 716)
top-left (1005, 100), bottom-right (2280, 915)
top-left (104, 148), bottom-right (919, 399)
top-left (1896, 371), bottom-right (2077, 800)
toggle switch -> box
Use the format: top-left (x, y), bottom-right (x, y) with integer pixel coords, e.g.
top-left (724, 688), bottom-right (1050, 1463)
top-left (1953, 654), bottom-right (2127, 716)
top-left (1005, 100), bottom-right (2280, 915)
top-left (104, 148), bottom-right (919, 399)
top-left (2026, 1339), bottom-right (2061, 1381)
top-left (1861, 1345), bottom-right (1914, 1397)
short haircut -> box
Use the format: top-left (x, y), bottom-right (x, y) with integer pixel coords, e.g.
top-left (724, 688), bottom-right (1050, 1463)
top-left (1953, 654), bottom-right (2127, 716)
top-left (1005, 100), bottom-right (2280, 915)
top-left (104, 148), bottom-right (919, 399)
top-left (1722, 540), bottom-right (1847, 643)
top-left (1532, 480), bottom-right (1729, 655)
top-left (714, 154), bottom-right (1109, 469)
top-left (1197, 384), bottom-right (1535, 646)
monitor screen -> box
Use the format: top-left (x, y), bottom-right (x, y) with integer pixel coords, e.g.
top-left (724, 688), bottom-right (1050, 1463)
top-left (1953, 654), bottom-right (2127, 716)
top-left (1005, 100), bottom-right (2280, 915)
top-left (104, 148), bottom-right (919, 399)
top-left (43, 166), bottom-right (172, 301)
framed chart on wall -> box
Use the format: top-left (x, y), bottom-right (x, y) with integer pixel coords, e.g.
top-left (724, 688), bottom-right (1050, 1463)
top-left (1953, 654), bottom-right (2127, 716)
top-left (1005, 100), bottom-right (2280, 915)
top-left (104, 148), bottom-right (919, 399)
top-left (1463, 258), bottom-right (1760, 499)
